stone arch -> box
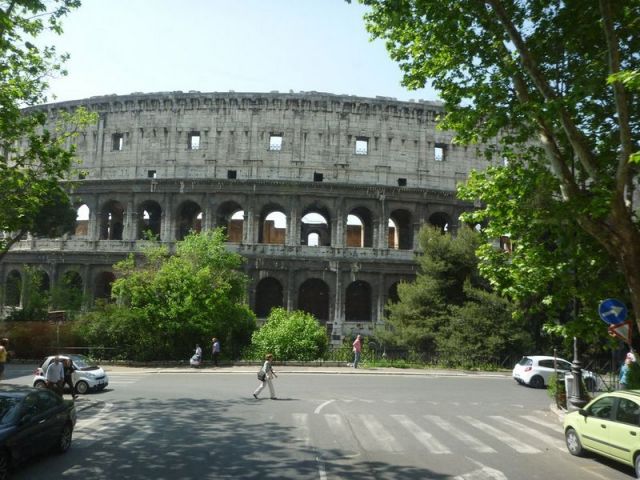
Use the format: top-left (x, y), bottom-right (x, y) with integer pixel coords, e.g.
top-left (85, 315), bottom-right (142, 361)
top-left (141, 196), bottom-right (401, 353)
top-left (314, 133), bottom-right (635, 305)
top-left (298, 278), bottom-right (329, 323)
top-left (346, 206), bottom-right (373, 247)
top-left (176, 200), bottom-right (202, 240)
top-left (217, 201), bottom-right (244, 243)
top-left (99, 200), bottom-right (125, 240)
top-left (387, 282), bottom-right (400, 304)
top-left (5, 270), bottom-right (22, 306)
top-left (94, 271), bottom-right (116, 301)
top-left (138, 200), bottom-right (162, 240)
top-left (254, 277), bottom-right (284, 318)
top-left (345, 280), bottom-right (372, 321)
top-left (389, 209), bottom-right (413, 250)
top-left (301, 204), bottom-right (331, 246)
top-left (428, 212), bottom-right (451, 233)
top-left (74, 204), bottom-right (90, 237)
top-left (259, 204), bottom-right (287, 245)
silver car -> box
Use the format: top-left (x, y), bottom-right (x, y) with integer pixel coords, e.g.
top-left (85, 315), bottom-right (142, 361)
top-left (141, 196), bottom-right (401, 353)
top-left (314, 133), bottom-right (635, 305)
top-left (512, 355), bottom-right (598, 390)
top-left (33, 354), bottom-right (109, 394)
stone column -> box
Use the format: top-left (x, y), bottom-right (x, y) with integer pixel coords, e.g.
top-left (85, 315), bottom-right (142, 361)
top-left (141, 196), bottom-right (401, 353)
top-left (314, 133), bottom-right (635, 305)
top-left (377, 193), bottom-right (388, 249)
top-left (286, 204), bottom-right (299, 246)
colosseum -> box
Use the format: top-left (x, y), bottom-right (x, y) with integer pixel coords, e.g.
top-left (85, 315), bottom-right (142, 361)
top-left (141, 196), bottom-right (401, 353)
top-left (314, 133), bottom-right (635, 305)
top-left (2, 91), bottom-right (491, 341)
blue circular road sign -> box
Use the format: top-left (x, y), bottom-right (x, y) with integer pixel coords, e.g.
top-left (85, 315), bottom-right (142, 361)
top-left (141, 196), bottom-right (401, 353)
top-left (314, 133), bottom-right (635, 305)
top-left (598, 298), bottom-right (628, 325)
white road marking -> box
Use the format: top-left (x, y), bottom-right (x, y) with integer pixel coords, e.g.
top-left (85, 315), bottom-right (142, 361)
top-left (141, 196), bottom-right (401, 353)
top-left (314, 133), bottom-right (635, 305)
top-left (454, 459), bottom-right (508, 480)
top-left (358, 414), bottom-right (401, 452)
top-left (424, 415), bottom-right (495, 453)
top-left (315, 399), bottom-right (335, 414)
top-left (392, 414), bottom-right (450, 454)
top-left (490, 416), bottom-right (565, 451)
top-left (459, 416), bottom-right (540, 453)
top-left (316, 456), bottom-right (327, 480)
top-left (520, 414), bottom-right (563, 432)
top-left (293, 413), bottom-right (311, 447)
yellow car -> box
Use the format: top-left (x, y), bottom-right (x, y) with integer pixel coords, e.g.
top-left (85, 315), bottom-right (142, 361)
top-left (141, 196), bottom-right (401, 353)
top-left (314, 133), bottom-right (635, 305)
top-left (564, 390), bottom-right (640, 477)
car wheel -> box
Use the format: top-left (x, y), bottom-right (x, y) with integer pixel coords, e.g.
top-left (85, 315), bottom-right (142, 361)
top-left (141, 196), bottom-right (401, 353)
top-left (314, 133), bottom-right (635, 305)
top-left (33, 380), bottom-right (46, 389)
top-left (565, 428), bottom-right (584, 456)
top-left (57, 422), bottom-right (73, 453)
top-left (529, 375), bottom-right (544, 388)
top-left (635, 453), bottom-right (640, 479)
top-left (75, 381), bottom-right (89, 395)
top-left (0, 450), bottom-right (9, 480)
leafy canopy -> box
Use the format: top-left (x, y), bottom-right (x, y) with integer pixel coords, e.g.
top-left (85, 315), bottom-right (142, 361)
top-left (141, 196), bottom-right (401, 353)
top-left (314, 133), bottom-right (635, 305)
top-left (356, 1), bottom-right (640, 332)
top-left (0, 0), bottom-right (96, 261)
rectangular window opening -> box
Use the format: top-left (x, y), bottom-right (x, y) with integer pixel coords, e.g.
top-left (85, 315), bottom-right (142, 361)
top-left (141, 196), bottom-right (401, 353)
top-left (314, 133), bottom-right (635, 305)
top-left (355, 137), bottom-right (368, 155)
top-left (397, 178), bottom-right (407, 187)
top-left (269, 134), bottom-right (283, 151)
top-left (313, 172), bottom-right (323, 182)
top-left (112, 133), bottom-right (124, 151)
top-left (189, 131), bottom-right (201, 150)
top-left (227, 170), bottom-right (237, 180)
top-left (148, 170), bottom-right (157, 179)
top-left (434, 144), bottom-right (446, 162)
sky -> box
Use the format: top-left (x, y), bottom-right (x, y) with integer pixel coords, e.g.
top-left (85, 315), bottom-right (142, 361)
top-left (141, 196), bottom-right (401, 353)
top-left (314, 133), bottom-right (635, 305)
top-left (39, 0), bottom-right (439, 104)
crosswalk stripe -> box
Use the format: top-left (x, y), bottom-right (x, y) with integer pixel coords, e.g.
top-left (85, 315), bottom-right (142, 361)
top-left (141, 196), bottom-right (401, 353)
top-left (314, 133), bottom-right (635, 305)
top-left (293, 413), bottom-right (311, 447)
top-left (490, 416), bottom-right (564, 451)
top-left (424, 415), bottom-right (495, 453)
top-left (459, 416), bottom-right (541, 454)
top-left (392, 414), bottom-right (450, 454)
top-left (358, 414), bottom-right (401, 452)
top-left (325, 414), bottom-right (350, 438)
top-left (519, 415), bottom-right (563, 433)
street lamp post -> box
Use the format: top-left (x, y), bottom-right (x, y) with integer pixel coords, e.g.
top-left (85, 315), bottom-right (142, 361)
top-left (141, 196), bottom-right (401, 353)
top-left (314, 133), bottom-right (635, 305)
top-left (568, 336), bottom-right (588, 410)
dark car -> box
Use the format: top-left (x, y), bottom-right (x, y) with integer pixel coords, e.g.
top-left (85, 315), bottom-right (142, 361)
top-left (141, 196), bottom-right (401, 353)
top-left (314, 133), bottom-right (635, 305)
top-left (0, 385), bottom-right (76, 479)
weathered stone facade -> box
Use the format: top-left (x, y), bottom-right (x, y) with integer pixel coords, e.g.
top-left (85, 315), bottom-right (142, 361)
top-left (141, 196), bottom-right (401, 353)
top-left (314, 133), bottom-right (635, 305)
top-left (1, 91), bottom-right (489, 340)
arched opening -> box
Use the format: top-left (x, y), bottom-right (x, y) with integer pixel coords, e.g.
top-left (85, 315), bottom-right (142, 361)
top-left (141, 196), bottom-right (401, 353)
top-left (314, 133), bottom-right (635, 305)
top-left (5, 270), bottom-right (22, 306)
top-left (99, 200), bottom-right (125, 240)
top-left (389, 209), bottom-right (412, 249)
top-left (345, 280), bottom-right (372, 321)
top-left (428, 212), bottom-right (451, 233)
top-left (176, 201), bottom-right (203, 240)
top-left (301, 209), bottom-right (330, 246)
top-left (52, 271), bottom-right (84, 311)
top-left (254, 277), bottom-right (284, 318)
top-left (388, 282), bottom-right (400, 304)
top-left (298, 278), bottom-right (329, 323)
top-left (346, 207), bottom-right (373, 247)
top-left (37, 271), bottom-right (50, 293)
top-left (74, 204), bottom-right (90, 236)
top-left (94, 272), bottom-right (116, 301)
top-left (217, 201), bottom-right (244, 243)
top-left (138, 200), bottom-right (162, 240)
top-left (259, 207), bottom-right (287, 245)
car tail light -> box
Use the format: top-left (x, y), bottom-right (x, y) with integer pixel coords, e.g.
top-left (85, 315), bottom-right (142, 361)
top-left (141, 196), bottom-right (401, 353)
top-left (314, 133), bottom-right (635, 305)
top-left (524, 366), bottom-right (532, 372)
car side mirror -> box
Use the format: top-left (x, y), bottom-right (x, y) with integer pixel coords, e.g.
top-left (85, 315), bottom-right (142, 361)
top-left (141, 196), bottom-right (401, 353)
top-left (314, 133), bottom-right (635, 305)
top-left (579, 408), bottom-right (589, 417)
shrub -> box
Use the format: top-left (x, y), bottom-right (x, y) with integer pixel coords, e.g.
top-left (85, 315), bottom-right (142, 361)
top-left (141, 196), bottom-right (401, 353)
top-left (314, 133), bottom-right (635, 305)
top-left (250, 308), bottom-right (328, 361)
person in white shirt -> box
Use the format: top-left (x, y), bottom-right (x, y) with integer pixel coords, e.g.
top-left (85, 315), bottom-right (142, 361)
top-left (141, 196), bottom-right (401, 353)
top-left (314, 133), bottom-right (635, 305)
top-left (45, 356), bottom-right (65, 396)
top-left (253, 353), bottom-right (278, 400)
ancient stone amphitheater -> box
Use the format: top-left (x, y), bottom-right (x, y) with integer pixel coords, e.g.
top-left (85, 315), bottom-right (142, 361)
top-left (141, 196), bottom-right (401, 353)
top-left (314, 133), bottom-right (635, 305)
top-left (2, 91), bottom-right (490, 341)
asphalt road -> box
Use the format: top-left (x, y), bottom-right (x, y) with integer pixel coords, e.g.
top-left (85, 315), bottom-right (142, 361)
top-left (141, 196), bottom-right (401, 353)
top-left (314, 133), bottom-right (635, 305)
top-left (2, 364), bottom-right (636, 480)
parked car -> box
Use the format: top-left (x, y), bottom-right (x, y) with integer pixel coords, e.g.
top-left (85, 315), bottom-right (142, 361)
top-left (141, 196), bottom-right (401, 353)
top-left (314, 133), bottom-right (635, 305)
top-left (564, 390), bottom-right (640, 478)
top-left (0, 384), bottom-right (76, 479)
top-left (33, 354), bottom-right (109, 394)
top-left (512, 355), bottom-right (598, 390)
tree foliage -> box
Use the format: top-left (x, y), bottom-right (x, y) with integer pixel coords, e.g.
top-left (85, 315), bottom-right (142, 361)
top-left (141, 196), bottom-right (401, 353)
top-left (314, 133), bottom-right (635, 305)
top-left (250, 308), bottom-right (329, 361)
top-left (74, 230), bottom-right (256, 360)
top-left (0, 0), bottom-right (96, 261)
top-left (383, 226), bottom-right (533, 363)
top-left (356, 1), bottom-right (640, 333)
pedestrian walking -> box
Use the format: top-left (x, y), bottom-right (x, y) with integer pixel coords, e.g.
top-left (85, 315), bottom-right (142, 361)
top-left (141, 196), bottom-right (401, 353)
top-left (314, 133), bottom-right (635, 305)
top-left (620, 352), bottom-right (636, 389)
top-left (63, 358), bottom-right (78, 399)
top-left (212, 337), bottom-right (220, 367)
top-left (352, 334), bottom-right (362, 369)
top-left (253, 353), bottom-right (278, 400)
top-left (0, 338), bottom-right (8, 381)
top-left (45, 356), bottom-right (65, 396)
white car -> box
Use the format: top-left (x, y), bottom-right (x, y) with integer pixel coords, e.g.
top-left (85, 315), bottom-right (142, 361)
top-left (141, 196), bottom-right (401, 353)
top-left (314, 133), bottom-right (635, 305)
top-left (33, 354), bottom-right (109, 394)
top-left (512, 355), bottom-right (598, 390)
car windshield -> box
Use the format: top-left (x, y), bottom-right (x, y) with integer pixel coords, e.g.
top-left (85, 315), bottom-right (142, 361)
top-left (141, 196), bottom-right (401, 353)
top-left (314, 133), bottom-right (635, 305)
top-left (0, 396), bottom-right (23, 425)
top-left (68, 355), bottom-right (91, 369)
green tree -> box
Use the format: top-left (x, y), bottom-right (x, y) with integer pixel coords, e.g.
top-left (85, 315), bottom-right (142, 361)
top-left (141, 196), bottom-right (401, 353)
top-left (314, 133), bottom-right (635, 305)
top-left (0, 0), bottom-right (96, 262)
top-left (383, 226), bottom-right (531, 361)
top-left (6, 266), bottom-right (49, 321)
top-left (355, 1), bottom-right (640, 331)
top-left (250, 308), bottom-right (328, 361)
top-left (74, 230), bottom-right (256, 360)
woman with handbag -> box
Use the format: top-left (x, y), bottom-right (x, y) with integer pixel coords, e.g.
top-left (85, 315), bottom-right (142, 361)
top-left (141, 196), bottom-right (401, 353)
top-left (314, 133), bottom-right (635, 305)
top-left (253, 353), bottom-right (278, 400)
